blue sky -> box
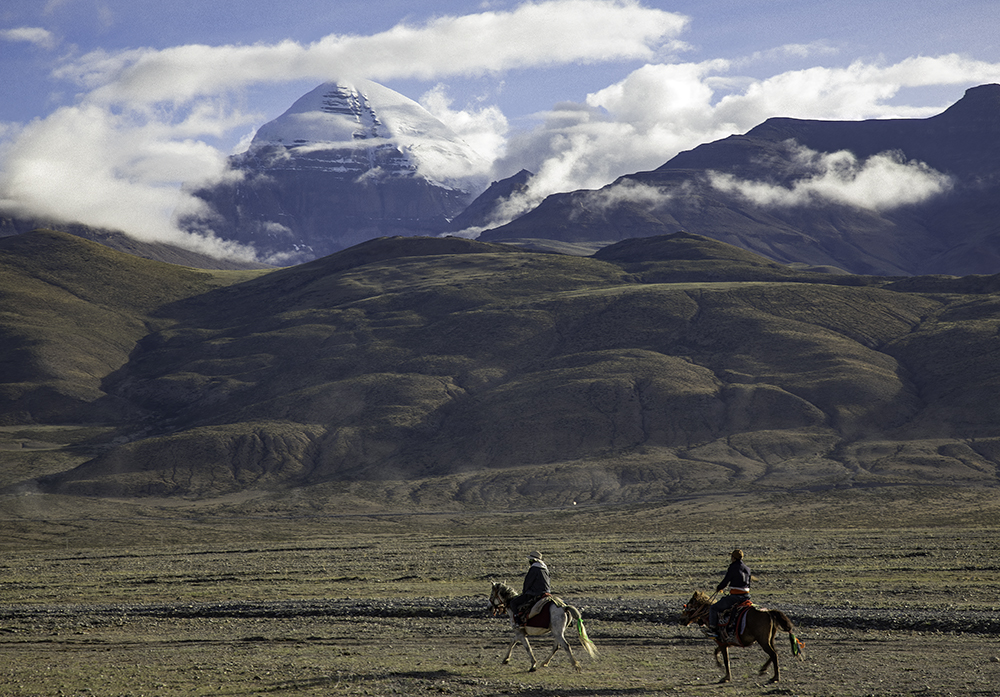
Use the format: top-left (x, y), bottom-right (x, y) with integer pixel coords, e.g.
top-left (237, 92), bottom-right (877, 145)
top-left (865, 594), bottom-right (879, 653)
top-left (2, 0), bottom-right (1000, 258)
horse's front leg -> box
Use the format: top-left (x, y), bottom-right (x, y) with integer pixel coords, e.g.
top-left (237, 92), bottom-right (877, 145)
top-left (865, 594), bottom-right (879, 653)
top-left (502, 639), bottom-right (518, 665)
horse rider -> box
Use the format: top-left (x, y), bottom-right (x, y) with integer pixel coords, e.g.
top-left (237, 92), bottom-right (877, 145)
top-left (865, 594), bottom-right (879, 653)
top-left (510, 551), bottom-right (551, 624)
top-left (708, 549), bottom-right (752, 637)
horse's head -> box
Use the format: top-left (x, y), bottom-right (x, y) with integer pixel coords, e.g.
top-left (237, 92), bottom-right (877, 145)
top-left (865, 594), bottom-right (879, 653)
top-left (681, 590), bottom-right (712, 626)
top-left (489, 581), bottom-right (514, 615)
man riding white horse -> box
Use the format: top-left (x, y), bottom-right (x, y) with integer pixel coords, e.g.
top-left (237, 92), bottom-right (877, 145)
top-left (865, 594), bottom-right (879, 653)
top-left (509, 551), bottom-right (551, 625)
top-left (489, 551), bottom-right (598, 672)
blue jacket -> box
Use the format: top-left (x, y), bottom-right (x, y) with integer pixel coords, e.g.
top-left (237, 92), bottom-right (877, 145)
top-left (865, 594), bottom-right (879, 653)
top-left (716, 560), bottom-right (751, 593)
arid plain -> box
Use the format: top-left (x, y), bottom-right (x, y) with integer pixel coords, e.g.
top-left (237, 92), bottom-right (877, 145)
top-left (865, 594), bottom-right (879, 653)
top-left (2, 487), bottom-right (999, 697)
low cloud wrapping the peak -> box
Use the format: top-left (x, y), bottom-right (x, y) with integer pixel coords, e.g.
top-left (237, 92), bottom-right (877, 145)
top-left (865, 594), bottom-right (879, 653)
top-left (708, 144), bottom-right (954, 212)
top-left (580, 179), bottom-right (681, 214)
top-left (420, 85), bottom-right (509, 165)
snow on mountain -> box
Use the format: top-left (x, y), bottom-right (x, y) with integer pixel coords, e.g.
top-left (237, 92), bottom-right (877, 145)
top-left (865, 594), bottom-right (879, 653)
top-left (248, 79), bottom-right (489, 190)
top-left (184, 79), bottom-right (492, 264)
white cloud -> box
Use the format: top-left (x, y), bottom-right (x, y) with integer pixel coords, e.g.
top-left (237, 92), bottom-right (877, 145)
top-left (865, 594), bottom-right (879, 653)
top-left (582, 179), bottom-right (681, 213)
top-left (737, 41), bottom-right (840, 66)
top-left (482, 60), bottom-right (746, 227)
top-left (708, 145), bottom-right (954, 211)
top-left (0, 27), bottom-right (57, 49)
top-left (0, 102), bottom-right (258, 261)
top-left (420, 84), bottom-right (509, 163)
top-left (710, 54), bottom-right (1000, 125)
top-left (53, 0), bottom-right (688, 105)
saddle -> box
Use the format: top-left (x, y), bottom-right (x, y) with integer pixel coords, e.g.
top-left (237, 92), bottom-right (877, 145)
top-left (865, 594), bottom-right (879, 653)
top-left (515, 594), bottom-right (566, 627)
top-left (716, 600), bottom-right (753, 646)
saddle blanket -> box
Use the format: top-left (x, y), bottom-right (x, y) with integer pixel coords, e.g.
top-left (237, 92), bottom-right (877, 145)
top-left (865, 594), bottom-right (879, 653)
top-left (525, 602), bottom-right (551, 628)
top-left (718, 601), bottom-right (754, 646)
top-left (521, 595), bottom-right (566, 627)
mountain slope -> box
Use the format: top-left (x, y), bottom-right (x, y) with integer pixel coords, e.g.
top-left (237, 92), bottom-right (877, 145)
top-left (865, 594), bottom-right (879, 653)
top-left (0, 230), bottom-right (265, 424)
top-left (481, 84), bottom-right (1000, 276)
top-left (0, 217), bottom-right (271, 270)
top-left (4, 230), bottom-right (1000, 507)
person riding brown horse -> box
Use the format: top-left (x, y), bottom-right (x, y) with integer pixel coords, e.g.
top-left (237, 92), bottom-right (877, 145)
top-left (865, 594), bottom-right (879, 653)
top-left (708, 549), bottom-right (752, 637)
top-left (682, 590), bottom-right (803, 683)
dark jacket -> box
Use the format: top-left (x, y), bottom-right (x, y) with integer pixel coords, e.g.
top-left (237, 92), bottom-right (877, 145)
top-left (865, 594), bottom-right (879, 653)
top-left (715, 560), bottom-right (751, 593)
top-left (522, 562), bottom-right (551, 596)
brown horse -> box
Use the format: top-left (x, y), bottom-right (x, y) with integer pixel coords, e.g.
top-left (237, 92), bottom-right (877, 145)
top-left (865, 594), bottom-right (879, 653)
top-left (489, 582), bottom-right (598, 672)
top-left (682, 591), bottom-right (803, 684)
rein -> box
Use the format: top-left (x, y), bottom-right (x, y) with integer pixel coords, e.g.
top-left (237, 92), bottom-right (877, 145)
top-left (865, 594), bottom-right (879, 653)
top-left (490, 584), bottom-right (514, 616)
top-left (491, 595), bottom-right (507, 616)
top-left (682, 596), bottom-right (711, 626)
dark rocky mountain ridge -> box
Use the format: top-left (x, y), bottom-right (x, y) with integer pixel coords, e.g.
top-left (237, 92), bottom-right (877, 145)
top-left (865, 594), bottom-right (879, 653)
top-left (446, 168), bottom-right (534, 232)
top-left (670, 83), bottom-right (1000, 179)
top-left (482, 84), bottom-right (1000, 277)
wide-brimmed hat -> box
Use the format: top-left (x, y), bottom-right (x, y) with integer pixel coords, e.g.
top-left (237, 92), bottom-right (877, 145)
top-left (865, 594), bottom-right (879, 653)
top-left (528, 551), bottom-right (544, 562)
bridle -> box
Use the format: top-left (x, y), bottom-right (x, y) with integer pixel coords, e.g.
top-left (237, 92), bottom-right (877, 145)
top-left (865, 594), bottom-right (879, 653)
top-left (489, 585), bottom-right (510, 616)
top-left (682, 598), bottom-right (710, 626)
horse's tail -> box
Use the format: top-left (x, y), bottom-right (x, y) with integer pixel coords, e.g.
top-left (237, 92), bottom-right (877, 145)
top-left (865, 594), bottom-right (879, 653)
top-left (768, 609), bottom-right (805, 658)
top-left (567, 605), bottom-right (599, 659)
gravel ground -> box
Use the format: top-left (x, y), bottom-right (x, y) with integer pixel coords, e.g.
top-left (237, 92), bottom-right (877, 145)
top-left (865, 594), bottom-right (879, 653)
top-left (3, 597), bottom-right (1000, 696)
top-left (2, 524), bottom-right (999, 695)
top-left (4, 596), bottom-right (1000, 635)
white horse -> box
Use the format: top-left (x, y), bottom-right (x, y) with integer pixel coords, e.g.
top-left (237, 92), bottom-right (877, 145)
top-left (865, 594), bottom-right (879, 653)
top-left (489, 581), bottom-right (598, 672)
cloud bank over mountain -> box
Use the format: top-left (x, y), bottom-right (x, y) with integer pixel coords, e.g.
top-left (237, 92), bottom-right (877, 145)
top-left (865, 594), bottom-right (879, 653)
top-left (2, 0), bottom-right (1000, 260)
top-left (488, 55), bottom-right (1000, 226)
top-left (708, 146), bottom-right (954, 212)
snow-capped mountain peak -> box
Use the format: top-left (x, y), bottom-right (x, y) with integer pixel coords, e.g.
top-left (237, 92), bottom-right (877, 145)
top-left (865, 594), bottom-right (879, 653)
top-left (184, 79), bottom-right (490, 263)
top-left (249, 79), bottom-right (488, 189)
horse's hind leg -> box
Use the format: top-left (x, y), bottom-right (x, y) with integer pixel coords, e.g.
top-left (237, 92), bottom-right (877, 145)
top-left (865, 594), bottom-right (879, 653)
top-left (564, 641), bottom-right (580, 670)
top-left (540, 641), bottom-right (560, 668)
top-left (718, 646), bottom-right (732, 684)
top-left (759, 631), bottom-right (780, 683)
top-left (541, 632), bottom-right (578, 670)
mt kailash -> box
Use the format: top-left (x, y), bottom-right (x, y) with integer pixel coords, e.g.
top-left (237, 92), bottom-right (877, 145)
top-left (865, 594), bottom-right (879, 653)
top-left (183, 79), bottom-right (490, 264)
